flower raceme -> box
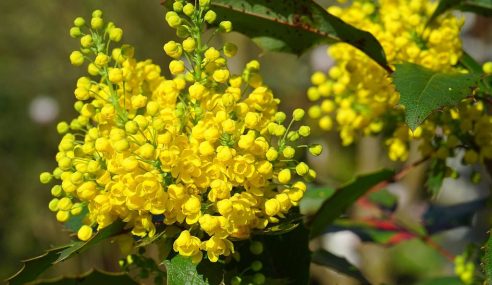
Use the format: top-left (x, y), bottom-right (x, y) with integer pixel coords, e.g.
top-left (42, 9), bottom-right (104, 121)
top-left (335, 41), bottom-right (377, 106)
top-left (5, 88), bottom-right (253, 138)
top-left (308, 0), bottom-right (464, 160)
top-left (40, 2), bottom-right (321, 264)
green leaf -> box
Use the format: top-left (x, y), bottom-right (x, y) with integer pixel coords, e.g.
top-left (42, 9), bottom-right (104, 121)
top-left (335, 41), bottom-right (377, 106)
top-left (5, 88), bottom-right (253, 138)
top-left (426, 159), bottom-right (447, 196)
top-left (64, 204), bottom-right (88, 232)
top-left (459, 0), bottom-right (492, 16)
top-left (300, 186), bottom-right (335, 216)
top-left (428, 0), bottom-right (463, 24)
top-left (308, 169), bottom-right (394, 238)
top-left (184, 0), bottom-right (390, 72)
top-left (429, 0), bottom-right (492, 22)
top-left (164, 255), bottom-right (210, 285)
top-left (482, 229), bottom-right (492, 285)
top-left (55, 220), bottom-right (125, 263)
top-left (368, 188), bottom-right (397, 208)
top-left (260, 224), bottom-right (311, 284)
top-left (311, 249), bottom-right (371, 285)
top-left (29, 269), bottom-right (138, 285)
top-left (416, 276), bottom-right (464, 285)
top-left (6, 245), bottom-right (72, 285)
top-left (459, 51), bottom-right (492, 93)
top-left (393, 62), bottom-right (480, 130)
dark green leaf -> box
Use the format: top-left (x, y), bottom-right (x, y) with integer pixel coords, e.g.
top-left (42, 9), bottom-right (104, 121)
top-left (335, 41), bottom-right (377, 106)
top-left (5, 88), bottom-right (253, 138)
top-left (260, 224), bottom-right (311, 285)
top-left (426, 159), bottom-right (447, 196)
top-left (164, 255), bottom-right (209, 285)
top-left (64, 204), bottom-right (88, 232)
top-left (416, 276), bottom-right (464, 285)
top-left (393, 62), bottom-right (479, 130)
top-left (311, 249), bottom-right (371, 285)
top-left (428, 0), bottom-right (462, 24)
top-left (179, 0), bottom-right (391, 72)
top-left (459, 0), bottom-right (492, 16)
top-left (30, 269), bottom-right (138, 285)
top-left (429, 0), bottom-right (492, 24)
top-left (368, 189), bottom-right (397, 209)
top-left (459, 51), bottom-right (492, 93)
top-left (483, 230), bottom-right (492, 285)
top-left (300, 186), bottom-right (335, 215)
top-left (328, 220), bottom-right (413, 245)
top-left (254, 210), bottom-right (303, 235)
top-left (6, 245), bottom-right (71, 285)
top-left (55, 220), bottom-right (125, 263)
top-left (309, 169), bottom-right (394, 238)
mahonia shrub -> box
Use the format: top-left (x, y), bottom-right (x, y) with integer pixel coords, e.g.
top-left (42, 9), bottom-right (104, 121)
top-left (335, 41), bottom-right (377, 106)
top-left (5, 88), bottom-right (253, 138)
top-left (307, 0), bottom-right (492, 171)
top-left (39, 0), bottom-right (321, 264)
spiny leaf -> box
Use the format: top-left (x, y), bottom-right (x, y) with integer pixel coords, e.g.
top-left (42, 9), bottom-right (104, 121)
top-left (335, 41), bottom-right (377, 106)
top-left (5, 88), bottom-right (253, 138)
top-left (6, 221), bottom-right (126, 285)
top-left (416, 276), bottom-right (464, 285)
top-left (426, 159), bottom-right (447, 196)
top-left (260, 224), bottom-right (311, 284)
top-left (29, 269), bottom-right (138, 285)
top-left (368, 188), bottom-right (397, 209)
top-left (311, 249), bottom-right (371, 285)
top-left (300, 186), bottom-right (336, 215)
top-left (482, 229), bottom-right (492, 284)
top-left (164, 255), bottom-right (210, 285)
top-left (429, 0), bottom-right (492, 23)
top-left (64, 204), bottom-right (88, 232)
top-left (6, 245), bottom-right (71, 285)
top-left (393, 62), bottom-right (479, 130)
top-left (327, 219), bottom-right (415, 245)
top-left (163, 0), bottom-right (390, 72)
top-left (55, 220), bottom-right (125, 263)
top-left (308, 169), bottom-right (394, 238)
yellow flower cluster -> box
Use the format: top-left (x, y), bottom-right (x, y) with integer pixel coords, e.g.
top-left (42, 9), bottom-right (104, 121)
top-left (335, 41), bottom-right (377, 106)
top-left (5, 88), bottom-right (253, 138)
top-left (41, 1), bottom-right (320, 264)
top-left (417, 99), bottom-right (492, 165)
top-left (454, 254), bottom-right (474, 284)
top-left (307, 0), bottom-right (463, 161)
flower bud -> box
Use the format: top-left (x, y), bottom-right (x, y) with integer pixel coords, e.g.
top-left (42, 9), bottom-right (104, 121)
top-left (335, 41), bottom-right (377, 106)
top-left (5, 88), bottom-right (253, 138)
top-left (92, 10), bottom-right (103, 17)
top-left (80, 34), bottom-right (93, 48)
top-left (278, 169), bottom-right (292, 184)
top-left (274, 112), bottom-right (286, 123)
top-left (182, 37), bottom-right (196, 52)
top-left (295, 162), bottom-right (309, 176)
top-left (213, 69), bottom-right (230, 83)
top-left (204, 10), bottom-right (217, 24)
top-left (108, 68), bottom-right (123, 83)
top-left (173, 1), bottom-right (183, 12)
top-left (91, 17), bottom-right (104, 30)
top-left (293, 108), bottom-right (305, 121)
top-left (266, 147), bottom-right (278, 161)
top-left (183, 3), bottom-right (195, 16)
top-left (223, 43), bottom-right (237, 57)
top-left (74, 17), bottom-right (86, 27)
top-left (219, 20), bottom-right (232, 32)
top-left (199, 0), bottom-right (210, 8)
top-left (483, 62), bottom-right (492, 74)
top-left (40, 172), bottom-right (53, 184)
top-left (282, 146), bottom-right (295, 158)
top-left (298, 126), bottom-right (311, 137)
top-left (169, 60), bottom-right (185, 75)
top-left (309, 144), bottom-right (323, 156)
top-left (57, 121), bottom-right (70, 134)
top-left (69, 51), bottom-right (84, 66)
top-left (109, 27), bottom-right (123, 42)
top-left (166, 14), bottom-right (182, 28)
top-left (251, 260), bottom-right (263, 271)
top-left (69, 27), bottom-right (81, 38)
top-left (77, 225), bottom-right (93, 241)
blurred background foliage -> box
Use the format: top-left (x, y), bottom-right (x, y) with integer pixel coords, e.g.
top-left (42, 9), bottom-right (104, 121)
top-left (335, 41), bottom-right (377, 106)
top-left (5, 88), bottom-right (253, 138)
top-left (1, 0), bottom-right (492, 284)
